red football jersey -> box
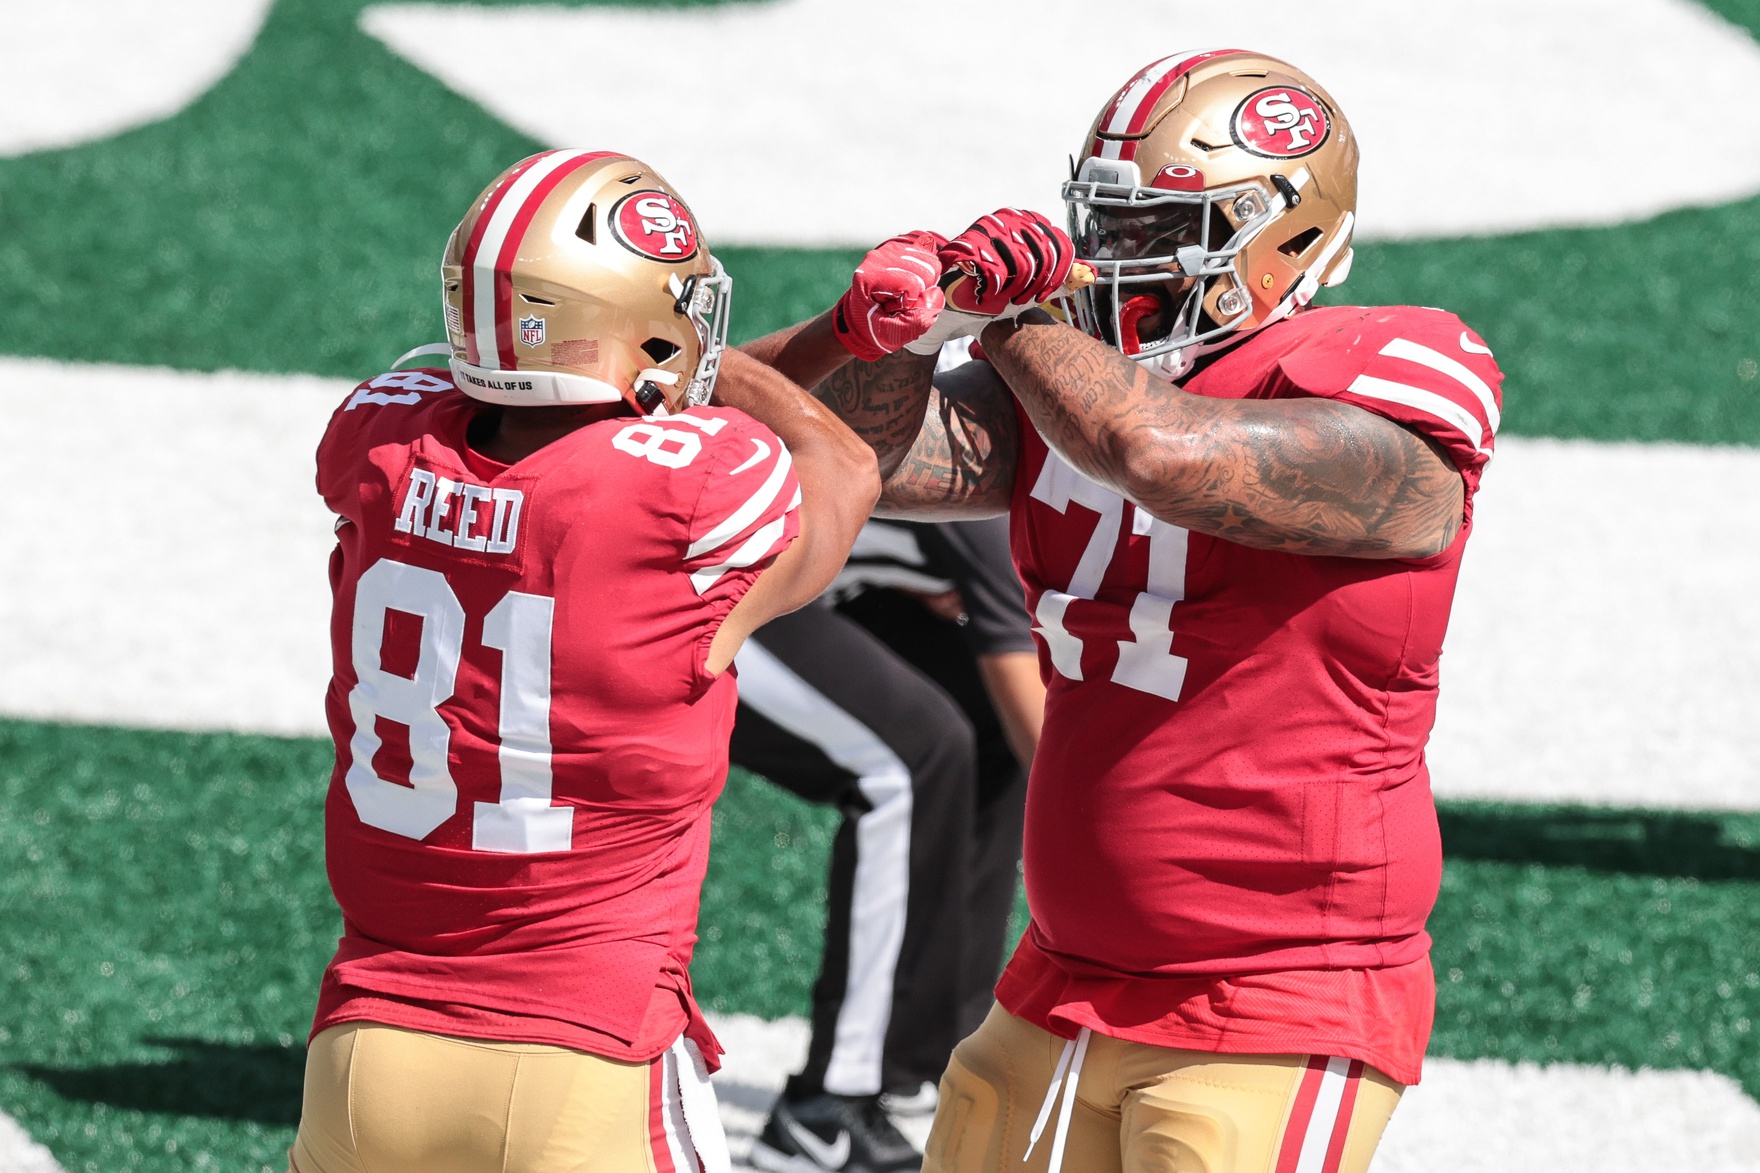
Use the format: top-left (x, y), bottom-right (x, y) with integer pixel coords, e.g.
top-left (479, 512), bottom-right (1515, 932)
top-left (310, 368), bottom-right (800, 1067)
top-left (996, 306), bottom-right (1502, 1085)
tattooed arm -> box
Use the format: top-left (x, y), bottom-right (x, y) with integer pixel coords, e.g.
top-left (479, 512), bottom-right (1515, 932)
top-left (738, 311), bottom-right (853, 394)
top-left (876, 359), bottom-right (1020, 518)
top-left (809, 347), bottom-right (1020, 517)
top-left (980, 312), bottom-right (1464, 558)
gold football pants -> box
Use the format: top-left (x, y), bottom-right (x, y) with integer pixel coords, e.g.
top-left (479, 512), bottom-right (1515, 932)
top-left (287, 1022), bottom-right (725, 1173)
top-left (924, 1005), bottom-right (1404, 1173)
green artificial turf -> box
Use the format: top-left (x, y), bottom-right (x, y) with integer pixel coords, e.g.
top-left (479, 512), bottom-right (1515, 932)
top-left (0, 718), bottom-right (836, 1171)
top-left (4, 718), bottom-right (1759, 1171)
top-left (1, 0), bottom-right (1758, 444)
top-left (4, 0), bottom-right (1760, 1166)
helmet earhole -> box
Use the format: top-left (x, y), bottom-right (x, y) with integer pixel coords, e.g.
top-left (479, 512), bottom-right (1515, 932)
top-left (1279, 227), bottom-right (1324, 258)
top-left (641, 338), bottom-right (681, 365)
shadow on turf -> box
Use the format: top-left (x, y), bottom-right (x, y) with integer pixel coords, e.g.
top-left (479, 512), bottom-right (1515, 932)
top-left (1439, 806), bottom-right (1760, 881)
top-left (18, 1037), bottom-right (303, 1124)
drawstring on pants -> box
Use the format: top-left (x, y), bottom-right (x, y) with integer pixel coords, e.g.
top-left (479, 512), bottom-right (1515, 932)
top-left (1023, 1027), bottom-right (1091, 1173)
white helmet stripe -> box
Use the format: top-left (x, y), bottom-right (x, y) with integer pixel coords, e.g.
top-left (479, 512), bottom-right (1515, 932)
top-left (1091, 49), bottom-right (1242, 161)
top-left (464, 149), bottom-right (600, 370)
top-left (1102, 54), bottom-right (1190, 136)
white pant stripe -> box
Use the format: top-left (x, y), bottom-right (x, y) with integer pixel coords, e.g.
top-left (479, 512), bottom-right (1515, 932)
top-left (1293, 1057), bottom-right (1355, 1173)
top-left (733, 640), bottom-right (914, 1096)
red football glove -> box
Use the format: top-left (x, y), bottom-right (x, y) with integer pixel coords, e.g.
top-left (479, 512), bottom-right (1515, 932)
top-left (831, 230), bottom-right (950, 362)
top-left (939, 210), bottom-right (1075, 315)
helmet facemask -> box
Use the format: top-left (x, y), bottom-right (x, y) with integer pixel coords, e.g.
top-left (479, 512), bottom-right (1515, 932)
top-left (1065, 158), bottom-right (1287, 378)
top-left (674, 259), bottom-right (733, 411)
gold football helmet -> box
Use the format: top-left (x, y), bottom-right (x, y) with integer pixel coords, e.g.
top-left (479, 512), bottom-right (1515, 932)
top-left (1063, 50), bottom-right (1358, 379)
top-left (441, 150), bottom-right (731, 413)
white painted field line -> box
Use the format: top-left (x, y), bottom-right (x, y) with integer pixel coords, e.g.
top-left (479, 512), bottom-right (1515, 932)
top-left (1377, 1056), bottom-right (1760, 1172)
top-left (362, 0), bottom-right (1760, 245)
top-left (709, 1014), bottom-right (1760, 1173)
top-left (1, 357), bottom-right (1756, 811)
top-left (0, 1110), bottom-right (62, 1173)
top-left (1430, 438), bottom-right (1760, 809)
top-left (0, 358), bottom-right (346, 737)
top-left (0, 0), bottom-right (273, 157)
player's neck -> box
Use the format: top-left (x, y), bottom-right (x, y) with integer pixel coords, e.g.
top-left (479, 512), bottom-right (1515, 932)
top-left (471, 402), bottom-right (633, 464)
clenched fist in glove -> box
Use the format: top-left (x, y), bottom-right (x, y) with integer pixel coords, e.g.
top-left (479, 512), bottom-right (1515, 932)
top-left (903, 210), bottom-right (1078, 355)
top-left (831, 230), bottom-right (949, 361)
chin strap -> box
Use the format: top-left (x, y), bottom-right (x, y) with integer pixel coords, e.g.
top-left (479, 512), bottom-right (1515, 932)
top-left (1136, 347), bottom-right (1195, 381)
top-left (392, 342), bottom-right (453, 370)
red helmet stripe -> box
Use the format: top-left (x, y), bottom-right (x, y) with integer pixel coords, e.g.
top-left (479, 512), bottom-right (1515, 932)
top-left (462, 150), bottom-right (620, 370)
top-left (1090, 49), bottom-right (1247, 161)
top-left (460, 150), bottom-right (558, 367)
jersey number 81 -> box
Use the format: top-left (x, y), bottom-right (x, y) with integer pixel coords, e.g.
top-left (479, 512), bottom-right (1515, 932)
top-left (344, 558), bottom-right (569, 854)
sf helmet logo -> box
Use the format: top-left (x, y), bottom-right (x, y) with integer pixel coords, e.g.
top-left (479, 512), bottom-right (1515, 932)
top-left (1231, 87), bottom-right (1330, 158)
top-left (611, 191), bottom-right (699, 261)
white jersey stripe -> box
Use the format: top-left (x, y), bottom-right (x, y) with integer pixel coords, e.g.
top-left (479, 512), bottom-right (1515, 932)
top-left (684, 443), bottom-right (794, 560)
top-left (1292, 1057), bottom-right (1355, 1173)
top-left (465, 149), bottom-right (595, 370)
top-left (1346, 374), bottom-right (1489, 454)
top-left (1379, 337), bottom-right (1502, 435)
top-left (689, 513), bottom-right (789, 595)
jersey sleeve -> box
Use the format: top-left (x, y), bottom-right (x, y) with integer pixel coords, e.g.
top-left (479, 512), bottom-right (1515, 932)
top-left (1285, 308), bottom-right (1503, 494)
top-left (917, 517), bottom-right (1036, 656)
top-left (315, 367), bottom-right (459, 517)
top-left (680, 409), bottom-right (801, 617)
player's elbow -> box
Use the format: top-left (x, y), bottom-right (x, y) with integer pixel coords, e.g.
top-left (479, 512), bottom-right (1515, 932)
top-left (798, 438), bottom-right (879, 553)
top-left (1114, 432), bottom-right (1193, 509)
top-left (839, 437), bottom-right (882, 518)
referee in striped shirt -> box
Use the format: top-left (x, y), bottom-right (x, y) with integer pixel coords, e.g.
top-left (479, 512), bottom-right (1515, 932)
top-left (734, 513), bottom-right (1043, 1173)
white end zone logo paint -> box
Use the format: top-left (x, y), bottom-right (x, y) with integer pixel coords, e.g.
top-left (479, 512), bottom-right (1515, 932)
top-left (610, 191), bottom-right (699, 260)
top-left (1231, 87), bottom-right (1330, 158)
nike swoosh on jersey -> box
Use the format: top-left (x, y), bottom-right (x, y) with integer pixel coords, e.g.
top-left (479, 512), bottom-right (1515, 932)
top-left (784, 1118), bottom-right (851, 1169)
top-left (1459, 331), bottom-right (1493, 355)
top-left (728, 437), bottom-right (771, 476)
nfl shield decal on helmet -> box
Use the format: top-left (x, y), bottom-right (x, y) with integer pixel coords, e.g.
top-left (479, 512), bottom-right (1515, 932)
top-left (1231, 87), bottom-right (1330, 158)
top-left (610, 191), bottom-right (699, 261)
top-left (519, 315), bottom-right (545, 347)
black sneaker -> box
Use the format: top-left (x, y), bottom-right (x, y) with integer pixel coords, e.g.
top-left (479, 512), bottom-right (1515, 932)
top-left (748, 1092), bottom-right (922, 1173)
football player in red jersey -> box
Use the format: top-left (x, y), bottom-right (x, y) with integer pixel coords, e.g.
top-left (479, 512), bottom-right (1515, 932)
top-left (746, 51), bottom-right (1503, 1173)
top-left (288, 151), bottom-right (878, 1173)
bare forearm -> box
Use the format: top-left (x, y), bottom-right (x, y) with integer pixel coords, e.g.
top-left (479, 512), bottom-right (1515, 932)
top-left (712, 349), bottom-right (878, 580)
top-left (739, 311), bottom-right (852, 393)
top-left (977, 651), bottom-right (1045, 769)
top-left (871, 361), bottom-right (1020, 518)
top-left (981, 314), bottom-right (1463, 558)
top-left (811, 347), bottom-right (939, 479)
